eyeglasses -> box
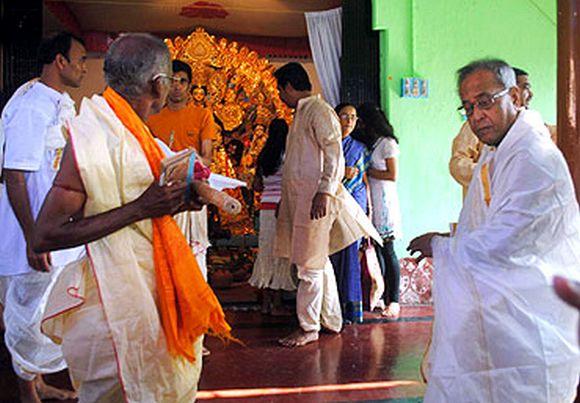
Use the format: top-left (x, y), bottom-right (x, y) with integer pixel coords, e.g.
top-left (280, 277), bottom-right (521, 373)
top-left (152, 73), bottom-right (174, 85)
top-left (339, 113), bottom-right (358, 121)
top-left (458, 88), bottom-right (509, 117)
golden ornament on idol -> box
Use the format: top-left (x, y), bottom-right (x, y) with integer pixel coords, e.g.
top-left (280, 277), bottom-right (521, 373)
top-left (165, 28), bottom-right (292, 236)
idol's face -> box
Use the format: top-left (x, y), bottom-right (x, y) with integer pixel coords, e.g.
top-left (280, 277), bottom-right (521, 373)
top-left (192, 86), bottom-right (206, 103)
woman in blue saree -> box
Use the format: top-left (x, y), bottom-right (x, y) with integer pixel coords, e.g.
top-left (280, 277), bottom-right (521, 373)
top-left (329, 103), bottom-right (369, 324)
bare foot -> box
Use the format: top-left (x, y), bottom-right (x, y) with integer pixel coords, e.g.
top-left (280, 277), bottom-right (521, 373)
top-left (36, 375), bottom-right (77, 400)
top-left (278, 329), bottom-right (319, 347)
top-left (381, 302), bottom-right (401, 320)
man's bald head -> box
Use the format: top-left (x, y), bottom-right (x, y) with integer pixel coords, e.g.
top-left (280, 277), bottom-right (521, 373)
top-left (104, 33), bottom-right (171, 99)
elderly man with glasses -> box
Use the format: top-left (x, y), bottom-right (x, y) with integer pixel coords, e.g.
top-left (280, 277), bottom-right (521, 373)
top-left (409, 58), bottom-right (580, 402)
top-left (448, 66), bottom-right (550, 198)
top-left (32, 33), bottom-right (232, 402)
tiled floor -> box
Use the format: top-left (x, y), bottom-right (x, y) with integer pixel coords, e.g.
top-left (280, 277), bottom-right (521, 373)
top-left (0, 300), bottom-right (433, 403)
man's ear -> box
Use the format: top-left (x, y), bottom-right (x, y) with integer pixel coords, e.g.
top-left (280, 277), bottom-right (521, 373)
top-left (54, 53), bottom-right (68, 70)
top-left (151, 78), bottom-right (165, 99)
top-left (509, 86), bottom-right (521, 108)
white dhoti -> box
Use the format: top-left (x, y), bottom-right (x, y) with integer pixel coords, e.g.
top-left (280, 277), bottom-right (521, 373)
top-left (58, 263), bottom-right (203, 403)
top-left (174, 207), bottom-right (210, 280)
top-left (60, 264), bottom-right (123, 402)
top-left (3, 268), bottom-right (68, 380)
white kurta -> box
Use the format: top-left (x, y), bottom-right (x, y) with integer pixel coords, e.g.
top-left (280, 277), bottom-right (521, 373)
top-left (368, 137), bottom-right (402, 239)
top-left (427, 110), bottom-right (580, 402)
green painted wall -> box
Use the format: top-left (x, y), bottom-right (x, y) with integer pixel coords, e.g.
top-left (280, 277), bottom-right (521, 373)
top-left (371, 0), bottom-right (557, 256)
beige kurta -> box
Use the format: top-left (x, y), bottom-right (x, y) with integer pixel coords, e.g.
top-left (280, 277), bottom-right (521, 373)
top-left (449, 121), bottom-right (482, 198)
top-left (275, 95), bottom-right (380, 269)
top-left (42, 95), bottom-right (202, 402)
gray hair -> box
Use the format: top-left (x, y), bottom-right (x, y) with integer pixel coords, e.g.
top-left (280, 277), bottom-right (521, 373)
top-left (457, 58), bottom-right (516, 92)
top-left (104, 33), bottom-right (170, 98)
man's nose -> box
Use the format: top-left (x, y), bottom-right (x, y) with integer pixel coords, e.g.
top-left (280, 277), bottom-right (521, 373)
top-left (470, 105), bottom-right (486, 121)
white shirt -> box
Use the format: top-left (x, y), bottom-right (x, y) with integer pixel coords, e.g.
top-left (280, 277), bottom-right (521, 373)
top-left (368, 137), bottom-right (402, 239)
top-left (0, 81), bottom-right (83, 276)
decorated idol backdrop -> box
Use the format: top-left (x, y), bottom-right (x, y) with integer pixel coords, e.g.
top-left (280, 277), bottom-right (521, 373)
top-left (165, 28), bottom-right (292, 237)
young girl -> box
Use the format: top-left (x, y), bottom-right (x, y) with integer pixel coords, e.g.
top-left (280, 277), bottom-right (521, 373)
top-left (249, 119), bottom-right (296, 315)
top-left (354, 103), bottom-right (403, 319)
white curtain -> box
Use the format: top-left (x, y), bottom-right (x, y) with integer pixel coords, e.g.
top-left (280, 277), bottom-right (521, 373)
top-left (305, 7), bottom-right (342, 107)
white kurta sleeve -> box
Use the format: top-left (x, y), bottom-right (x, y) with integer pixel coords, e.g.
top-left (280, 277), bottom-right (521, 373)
top-left (451, 149), bottom-right (578, 275)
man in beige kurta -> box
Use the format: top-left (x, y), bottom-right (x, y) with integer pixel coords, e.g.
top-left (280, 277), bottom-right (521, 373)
top-left (274, 63), bottom-right (379, 347)
top-left (449, 121), bottom-right (482, 198)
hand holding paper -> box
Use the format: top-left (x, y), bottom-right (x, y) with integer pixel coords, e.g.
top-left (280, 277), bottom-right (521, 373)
top-left (158, 148), bottom-right (246, 215)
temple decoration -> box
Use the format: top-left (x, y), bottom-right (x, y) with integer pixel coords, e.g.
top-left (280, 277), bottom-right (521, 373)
top-left (165, 27), bottom-right (292, 236)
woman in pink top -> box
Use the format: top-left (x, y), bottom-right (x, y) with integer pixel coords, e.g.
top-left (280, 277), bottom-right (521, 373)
top-left (249, 119), bottom-right (296, 315)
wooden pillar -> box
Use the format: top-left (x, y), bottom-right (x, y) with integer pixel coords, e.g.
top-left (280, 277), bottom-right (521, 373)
top-left (340, 0), bottom-right (380, 106)
top-left (557, 0), bottom-right (580, 202)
